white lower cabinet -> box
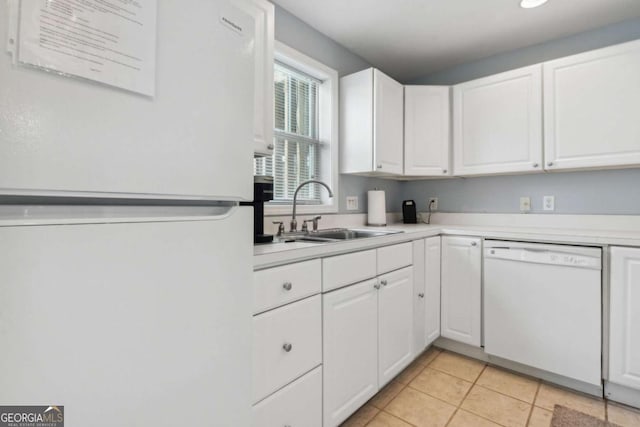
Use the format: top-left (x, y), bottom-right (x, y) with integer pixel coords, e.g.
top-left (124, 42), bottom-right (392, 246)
top-left (609, 247), bottom-right (640, 390)
top-left (425, 237), bottom-right (442, 346)
top-left (412, 237), bottom-right (441, 354)
top-left (323, 266), bottom-right (414, 427)
top-left (323, 279), bottom-right (379, 427)
top-left (253, 366), bottom-right (322, 427)
top-left (378, 267), bottom-right (415, 386)
top-left (441, 236), bottom-right (482, 347)
top-left (412, 240), bottom-right (427, 353)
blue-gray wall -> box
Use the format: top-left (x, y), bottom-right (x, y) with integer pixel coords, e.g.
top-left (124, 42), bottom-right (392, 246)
top-left (274, 5), bottom-right (403, 213)
top-left (275, 7), bottom-right (640, 215)
top-left (409, 17), bottom-right (640, 85)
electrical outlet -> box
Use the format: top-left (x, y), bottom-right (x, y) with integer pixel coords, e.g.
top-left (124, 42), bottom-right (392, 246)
top-left (543, 195), bottom-right (555, 211)
top-left (428, 197), bottom-right (438, 211)
top-left (519, 196), bottom-right (531, 213)
top-left (346, 196), bottom-right (359, 211)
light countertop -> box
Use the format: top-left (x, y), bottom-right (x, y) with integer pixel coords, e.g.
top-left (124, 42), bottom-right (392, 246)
top-left (254, 221), bottom-right (640, 270)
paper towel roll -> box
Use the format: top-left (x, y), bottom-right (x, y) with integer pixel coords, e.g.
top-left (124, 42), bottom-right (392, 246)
top-left (367, 190), bottom-right (386, 226)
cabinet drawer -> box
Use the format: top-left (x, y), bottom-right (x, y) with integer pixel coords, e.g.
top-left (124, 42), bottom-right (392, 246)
top-left (254, 259), bottom-right (321, 314)
top-left (377, 242), bottom-right (412, 275)
top-left (322, 249), bottom-right (377, 292)
top-left (253, 295), bottom-right (322, 403)
top-left (253, 366), bottom-right (322, 427)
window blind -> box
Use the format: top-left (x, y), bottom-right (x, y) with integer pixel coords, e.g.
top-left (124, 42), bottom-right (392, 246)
top-left (255, 62), bottom-right (323, 203)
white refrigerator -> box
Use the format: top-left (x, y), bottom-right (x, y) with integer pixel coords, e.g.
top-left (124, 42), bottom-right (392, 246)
top-left (0, 1), bottom-right (255, 426)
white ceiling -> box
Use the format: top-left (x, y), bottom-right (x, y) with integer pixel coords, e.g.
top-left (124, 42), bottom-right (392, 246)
top-left (273, 0), bottom-right (640, 81)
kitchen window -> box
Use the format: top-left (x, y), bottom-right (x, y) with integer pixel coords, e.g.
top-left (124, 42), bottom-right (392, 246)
top-left (255, 41), bottom-right (339, 214)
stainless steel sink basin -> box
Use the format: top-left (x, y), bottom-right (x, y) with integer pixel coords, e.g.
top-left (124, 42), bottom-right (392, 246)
top-left (284, 228), bottom-right (403, 243)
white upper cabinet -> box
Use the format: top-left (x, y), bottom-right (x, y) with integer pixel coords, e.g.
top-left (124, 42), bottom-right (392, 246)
top-left (340, 68), bottom-right (404, 175)
top-left (544, 40), bottom-right (640, 171)
top-left (441, 236), bottom-right (482, 347)
top-left (609, 247), bottom-right (640, 391)
top-left (240, 0), bottom-right (275, 157)
top-left (404, 86), bottom-right (451, 176)
top-left (453, 65), bottom-right (543, 176)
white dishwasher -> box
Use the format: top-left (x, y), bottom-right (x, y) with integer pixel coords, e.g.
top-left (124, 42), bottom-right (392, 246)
top-left (484, 240), bottom-right (602, 386)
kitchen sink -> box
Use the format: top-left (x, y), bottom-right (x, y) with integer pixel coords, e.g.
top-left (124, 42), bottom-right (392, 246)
top-left (283, 228), bottom-right (403, 243)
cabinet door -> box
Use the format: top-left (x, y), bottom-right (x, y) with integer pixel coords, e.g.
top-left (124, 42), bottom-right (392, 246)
top-left (378, 266), bottom-right (414, 386)
top-left (240, 0), bottom-right (275, 156)
top-left (610, 247), bottom-right (640, 390)
top-left (412, 240), bottom-right (427, 354)
top-left (544, 40), bottom-right (640, 171)
top-left (340, 69), bottom-right (374, 174)
top-left (404, 86), bottom-right (451, 176)
top-left (441, 236), bottom-right (482, 347)
top-left (323, 279), bottom-right (379, 427)
top-left (453, 65), bottom-right (543, 176)
top-left (425, 236), bottom-right (441, 346)
top-left (373, 69), bottom-right (404, 175)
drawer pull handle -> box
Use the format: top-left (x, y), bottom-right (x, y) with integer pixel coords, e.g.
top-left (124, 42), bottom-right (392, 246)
top-left (471, 242), bottom-right (477, 247)
top-left (380, 279), bottom-right (388, 286)
top-left (282, 343), bottom-right (293, 352)
top-left (282, 282), bottom-right (292, 291)
top-left (374, 283), bottom-right (381, 290)
top-left (418, 293), bottom-right (425, 298)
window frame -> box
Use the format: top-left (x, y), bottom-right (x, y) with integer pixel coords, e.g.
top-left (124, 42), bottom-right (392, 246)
top-left (264, 41), bottom-right (339, 215)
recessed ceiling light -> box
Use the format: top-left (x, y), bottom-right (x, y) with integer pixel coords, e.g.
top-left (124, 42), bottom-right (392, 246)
top-left (520, 0), bottom-right (549, 8)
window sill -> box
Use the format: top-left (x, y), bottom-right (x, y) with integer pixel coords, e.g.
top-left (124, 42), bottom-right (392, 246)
top-left (264, 202), bottom-right (338, 216)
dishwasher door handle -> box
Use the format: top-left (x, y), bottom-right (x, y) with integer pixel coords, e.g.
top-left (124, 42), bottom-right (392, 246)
top-left (485, 247), bottom-right (601, 270)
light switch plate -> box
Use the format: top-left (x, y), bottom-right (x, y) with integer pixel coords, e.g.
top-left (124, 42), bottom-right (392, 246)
top-left (543, 195), bottom-right (555, 211)
top-left (346, 196), bottom-right (359, 211)
top-left (520, 196), bottom-right (531, 213)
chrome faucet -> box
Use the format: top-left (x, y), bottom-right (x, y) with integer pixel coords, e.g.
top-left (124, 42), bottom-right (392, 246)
top-left (290, 180), bottom-right (334, 232)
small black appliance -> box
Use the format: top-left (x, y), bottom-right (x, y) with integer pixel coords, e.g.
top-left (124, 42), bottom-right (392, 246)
top-left (242, 175), bottom-right (274, 244)
top-left (402, 200), bottom-right (417, 224)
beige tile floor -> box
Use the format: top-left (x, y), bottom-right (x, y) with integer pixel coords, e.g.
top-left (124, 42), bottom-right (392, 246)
top-left (342, 348), bottom-right (640, 427)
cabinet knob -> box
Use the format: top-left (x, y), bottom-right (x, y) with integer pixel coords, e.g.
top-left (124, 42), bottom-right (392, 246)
top-left (282, 343), bottom-right (292, 352)
top-left (376, 164), bottom-right (383, 169)
top-left (471, 242), bottom-right (477, 246)
top-left (533, 163), bottom-right (539, 168)
top-left (418, 293), bottom-right (425, 298)
top-left (374, 283), bottom-right (381, 290)
top-left (380, 279), bottom-right (388, 286)
top-left (282, 282), bottom-right (292, 291)
top-left (547, 161), bottom-right (554, 167)
top-left (443, 169), bottom-right (447, 174)
top-left (267, 143), bottom-right (274, 150)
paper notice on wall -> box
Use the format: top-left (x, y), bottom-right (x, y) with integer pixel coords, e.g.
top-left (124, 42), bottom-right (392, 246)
top-left (18, 0), bottom-right (157, 96)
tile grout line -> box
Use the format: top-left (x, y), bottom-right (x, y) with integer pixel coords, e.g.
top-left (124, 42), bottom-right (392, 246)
top-left (524, 381), bottom-right (542, 427)
top-left (444, 360), bottom-right (489, 427)
top-left (364, 349), bottom-right (442, 426)
top-left (473, 382), bottom-right (539, 406)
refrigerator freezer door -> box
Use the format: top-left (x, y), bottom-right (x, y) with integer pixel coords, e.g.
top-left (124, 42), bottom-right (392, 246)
top-left (0, 207), bottom-right (252, 426)
top-left (0, 0), bottom-right (254, 201)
